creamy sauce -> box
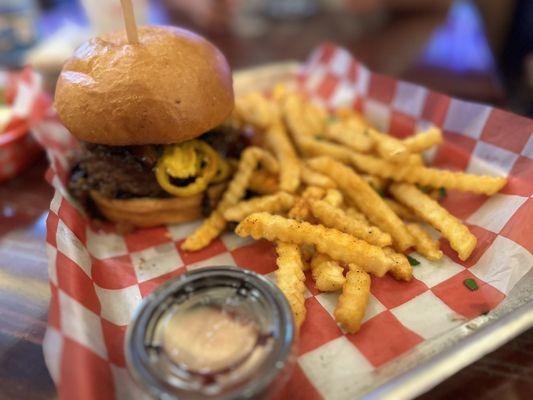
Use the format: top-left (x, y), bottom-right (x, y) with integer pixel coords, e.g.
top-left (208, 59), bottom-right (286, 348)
top-left (162, 306), bottom-right (259, 374)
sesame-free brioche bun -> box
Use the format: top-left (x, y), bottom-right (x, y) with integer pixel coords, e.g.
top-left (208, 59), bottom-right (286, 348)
top-left (55, 25), bottom-right (234, 146)
top-left (90, 183), bottom-right (226, 228)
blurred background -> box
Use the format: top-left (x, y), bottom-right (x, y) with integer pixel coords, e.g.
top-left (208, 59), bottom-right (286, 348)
top-left (1, 0), bottom-right (532, 116)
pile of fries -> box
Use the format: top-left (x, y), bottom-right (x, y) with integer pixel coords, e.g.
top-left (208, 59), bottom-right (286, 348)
top-left (182, 84), bottom-right (507, 334)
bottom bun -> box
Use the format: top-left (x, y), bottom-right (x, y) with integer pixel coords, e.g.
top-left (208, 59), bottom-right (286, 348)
top-left (90, 183), bottom-right (226, 228)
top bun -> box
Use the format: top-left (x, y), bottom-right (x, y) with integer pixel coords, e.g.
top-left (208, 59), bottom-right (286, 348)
top-left (55, 26), bottom-right (234, 145)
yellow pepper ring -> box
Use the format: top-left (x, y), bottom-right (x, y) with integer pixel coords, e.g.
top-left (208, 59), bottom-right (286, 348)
top-left (211, 157), bottom-right (232, 184)
top-left (156, 140), bottom-right (219, 197)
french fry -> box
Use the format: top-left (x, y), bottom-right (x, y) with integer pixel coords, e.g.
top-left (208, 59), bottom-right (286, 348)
top-left (405, 153), bottom-right (424, 166)
top-left (384, 198), bottom-right (421, 222)
top-left (300, 162), bottom-right (337, 189)
top-left (390, 183), bottom-right (477, 260)
top-left (275, 242), bottom-right (307, 331)
top-left (235, 92), bottom-right (279, 129)
top-left (235, 213), bottom-right (394, 277)
top-left (223, 192), bottom-right (295, 221)
top-left (308, 157), bottom-right (414, 251)
top-left (323, 189), bottom-right (343, 207)
top-left (264, 123), bottom-right (301, 192)
top-left (310, 200), bottom-right (392, 247)
top-left (183, 147), bottom-right (278, 251)
top-left (350, 153), bottom-right (507, 195)
top-left (384, 248), bottom-right (413, 282)
top-left (323, 118), bottom-right (374, 153)
top-left (345, 207), bottom-right (369, 225)
top-left (406, 223), bottom-right (443, 261)
top-left (249, 170), bottom-right (279, 194)
top-left (403, 127), bottom-right (443, 153)
top-left (297, 136), bottom-right (354, 163)
top-left (310, 253), bottom-right (346, 292)
top-left (334, 265), bottom-right (371, 333)
top-left (368, 128), bottom-right (410, 163)
top-left (287, 186), bottom-right (325, 221)
top-left (282, 92), bottom-right (314, 138)
top-left (305, 101), bottom-right (328, 137)
top-left (361, 174), bottom-right (388, 194)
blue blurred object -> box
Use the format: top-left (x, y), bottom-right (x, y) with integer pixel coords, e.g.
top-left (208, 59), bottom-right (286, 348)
top-left (0, 0), bottom-right (40, 67)
top-left (420, 0), bottom-right (495, 73)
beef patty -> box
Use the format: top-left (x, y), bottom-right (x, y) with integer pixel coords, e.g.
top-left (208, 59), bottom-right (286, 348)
top-left (68, 126), bottom-right (247, 207)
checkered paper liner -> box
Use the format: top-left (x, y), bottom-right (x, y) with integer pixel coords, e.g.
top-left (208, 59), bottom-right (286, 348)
top-left (0, 68), bottom-right (48, 182)
top-left (37, 44), bottom-right (533, 400)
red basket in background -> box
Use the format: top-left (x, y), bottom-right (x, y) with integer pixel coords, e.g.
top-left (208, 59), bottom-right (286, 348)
top-left (0, 67), bottom-right (51, 182)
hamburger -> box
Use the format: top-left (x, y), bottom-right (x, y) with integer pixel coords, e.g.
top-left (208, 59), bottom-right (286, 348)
top-left (55, 26), bottom-right (244, 228)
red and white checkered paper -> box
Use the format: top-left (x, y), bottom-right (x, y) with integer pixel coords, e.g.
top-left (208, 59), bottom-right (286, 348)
top-left (0, 68), bottom-right (48, 182)
top-left (37, 44), bottom-right (533, 400)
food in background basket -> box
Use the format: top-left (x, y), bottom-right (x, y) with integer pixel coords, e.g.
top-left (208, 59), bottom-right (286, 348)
top-left (55, 25), bottom-right (242, 229)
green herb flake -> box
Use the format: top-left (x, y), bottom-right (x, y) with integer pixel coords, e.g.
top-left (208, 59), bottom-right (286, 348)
top-left (438, 187), bottom-right (447, 199)
top-left (407, 255), bottom-right (420, 266)
top-left (327, 116), bottom-right (338, 124)
top-left (463, 278), bottom-right (479, 291)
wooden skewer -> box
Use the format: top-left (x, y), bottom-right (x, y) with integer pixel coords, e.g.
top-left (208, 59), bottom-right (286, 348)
top-left (120, 0), bottom-right (139, 44)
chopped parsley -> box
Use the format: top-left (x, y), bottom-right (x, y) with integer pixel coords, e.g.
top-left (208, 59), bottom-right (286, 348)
top-left (407, 255), bottom-right (420, 266)
top-left (438, 187), bottom-right (447, 199)
top-left (463, 278), bottom-right (479, 291)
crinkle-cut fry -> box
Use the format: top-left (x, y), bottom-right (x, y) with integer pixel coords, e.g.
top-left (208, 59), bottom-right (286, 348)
top-left (323, 189), bottom-right (343, 208)
top-left (308, 157), bottom-right (414, 251)
top-left (323, 119), bottom-right (374, 153)
top-left (223, 192), bottom-right (295, 221)
top-left (390, 183), bottom-right (477, 260)
top-left (282, 92), bottom-right (315, 138)
top-left (310, 200), bottom-right (392, 247)
top-left (406, 153), bottom-right (424, 166)
top-left (350, 153), bottom-right (507, 195)
top-left (406, 223), bottom-right (443, 261)
top-left (334, 264), bottom-right (371, 333)
top-left (361, 174), bottom-right (388, 194)
top-left (287, 186), bottom-right (325, 221)
top-left (298, 136), bottom-right (354, 163)
top-left (368, 128), bottom-right (410, 163)
top-left (248, 170), bottom-right (279, 194)
top-left (236, 213), bottom-right (394, 277)
top-left (310, 253), bottom-right (346, 292)
top-left (275, 242), bottom-right (307, 331)
top-left (305, 101), bottom-right (328, 137)
top-left (264, 123), bottom-right (300, 192)
top-left (183, 148), bottom-right (277, 251)
top-left (346, 207), bottom-right (369, 225)
top-left (384, 248), bottom-right (413, 282)
top-left (301, 163), bottom-right (337, 189)
top-left (384, 198), bottom-right (421, 222)
top-left (403, 127), bottom-right (443, 153)
top-left (235, 92), bottom-right (279, 129)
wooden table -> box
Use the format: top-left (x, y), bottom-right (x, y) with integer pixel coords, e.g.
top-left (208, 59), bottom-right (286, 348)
top-left (0, 3), bottom-right (530, 399)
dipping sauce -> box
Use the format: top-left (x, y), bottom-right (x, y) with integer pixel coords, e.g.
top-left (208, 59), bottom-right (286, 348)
top-left (126, 267), bottom-right (295, 400)
top-left (162, 305), bottom-right (260, 373)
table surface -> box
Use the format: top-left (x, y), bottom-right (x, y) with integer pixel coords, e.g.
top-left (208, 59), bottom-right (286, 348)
top-left (1, 3), bottom-right (531, 400)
